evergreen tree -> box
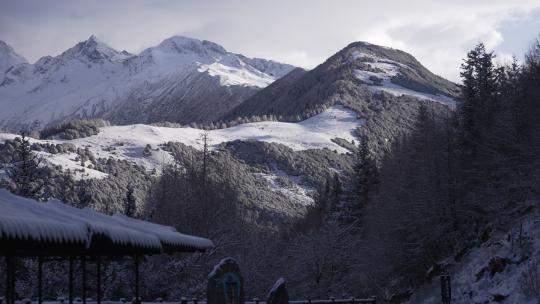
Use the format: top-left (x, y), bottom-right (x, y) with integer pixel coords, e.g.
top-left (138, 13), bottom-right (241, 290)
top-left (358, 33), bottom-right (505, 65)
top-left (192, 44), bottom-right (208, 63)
top-left (76, 178), bottom-right (93, 209)
top-left (354, 134), bottom-right (378, 209)
top-left (124, 184), bottom-right (137, 218)
top-left (7, 133), bottom-right (46, 198)
top-left (459, 43), bottom-right (498, 143)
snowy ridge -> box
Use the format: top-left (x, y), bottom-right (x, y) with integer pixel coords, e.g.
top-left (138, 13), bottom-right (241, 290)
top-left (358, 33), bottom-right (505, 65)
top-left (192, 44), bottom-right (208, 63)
top-left (0, 36), bottom-right (295, 128)
top-left (0, 40), bottom-right (27, 84)
top-left (351, 51), bottom-right (455, 106)
top-left (0, 188), bottom-right (213, 251)
top-left (0, 106), bottom-right (362, 178)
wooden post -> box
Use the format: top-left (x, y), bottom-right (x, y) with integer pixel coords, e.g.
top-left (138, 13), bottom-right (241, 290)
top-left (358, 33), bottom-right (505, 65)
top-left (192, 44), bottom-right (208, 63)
top-left (69, 257), bottom-right (74, 304)
top-left (8, 256), bottom-right (15, 304)
top-left (134, 255), bottom-right (140, 304)
top-left (440, 274), bottom-right (451, 304)
top-left (12, 257), bottom-right (15, 304)
top-left (96, 256), bottom-right (101, 304)
top-left (38, 257), bottom-right (43, 304)
top-left (5, 256), bottom-right (10, 304)
top-left (82, 256), bottom-right (87, 304)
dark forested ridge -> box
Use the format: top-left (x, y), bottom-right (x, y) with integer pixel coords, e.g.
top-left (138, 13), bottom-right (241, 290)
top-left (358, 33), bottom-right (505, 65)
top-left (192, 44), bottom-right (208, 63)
top-left (1, 39), bottom-right (540, 302)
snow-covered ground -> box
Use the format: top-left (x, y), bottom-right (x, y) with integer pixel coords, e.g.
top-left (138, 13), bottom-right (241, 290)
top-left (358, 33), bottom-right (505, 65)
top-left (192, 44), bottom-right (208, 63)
top-left (352, 51), bottom-right (455, 107)
top-left (253, 166), bottom-right (316, 207)
top-left (0, 105), bottom-right (363, 179)
top-left (35, 151), bottom-right (109, 180)
top-left (410, 213), bottom-right (540, 303)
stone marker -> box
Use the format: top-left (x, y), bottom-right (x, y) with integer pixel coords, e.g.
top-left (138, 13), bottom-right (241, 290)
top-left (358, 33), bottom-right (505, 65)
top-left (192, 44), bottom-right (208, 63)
top-left (266, 278), bottom-right (289, 304)
top-left (207, 257), bottom-right (245, 304)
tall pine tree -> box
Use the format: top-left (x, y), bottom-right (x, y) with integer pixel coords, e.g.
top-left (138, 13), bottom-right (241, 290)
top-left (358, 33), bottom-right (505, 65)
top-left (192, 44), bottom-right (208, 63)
top-left (354, 134), bottom-right (378, 210)
top-left (7, 133), bottom-right (46, 198)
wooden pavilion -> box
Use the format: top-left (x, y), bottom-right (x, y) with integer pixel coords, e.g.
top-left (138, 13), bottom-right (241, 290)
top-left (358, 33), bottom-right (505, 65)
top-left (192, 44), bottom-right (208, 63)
top-left (0, 189), bottom-right (214, 304)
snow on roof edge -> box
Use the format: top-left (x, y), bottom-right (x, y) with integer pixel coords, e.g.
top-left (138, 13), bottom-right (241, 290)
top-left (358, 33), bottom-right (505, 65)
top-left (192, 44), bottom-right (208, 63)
top-left (0, 189), bottom-right (213, 254)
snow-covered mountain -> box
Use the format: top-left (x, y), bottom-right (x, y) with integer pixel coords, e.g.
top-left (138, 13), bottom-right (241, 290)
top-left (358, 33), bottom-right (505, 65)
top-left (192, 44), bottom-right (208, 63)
top-left (226, 41), bottom-right (460, 156)
top-left (227, 41), bottom-right (458, 120)
top-left (0, 35), bottom-right (295, 130)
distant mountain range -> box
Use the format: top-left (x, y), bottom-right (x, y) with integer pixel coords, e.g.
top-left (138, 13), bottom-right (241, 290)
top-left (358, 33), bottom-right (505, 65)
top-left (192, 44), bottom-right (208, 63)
top-left (0, 35), bottom-right (294, 130)
top-left (0, 35), bottom-right (459, 145)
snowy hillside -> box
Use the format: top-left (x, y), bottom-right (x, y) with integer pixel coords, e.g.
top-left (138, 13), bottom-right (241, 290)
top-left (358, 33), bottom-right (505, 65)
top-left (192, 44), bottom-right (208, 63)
top-left (351, 50), bottom-right (456, 106)
top-left (0, 36), bottom-right (295, 129)
top-left (409, 213), bottom-right (540, 303)
top-left (0, 105), bottom-right (363, 177)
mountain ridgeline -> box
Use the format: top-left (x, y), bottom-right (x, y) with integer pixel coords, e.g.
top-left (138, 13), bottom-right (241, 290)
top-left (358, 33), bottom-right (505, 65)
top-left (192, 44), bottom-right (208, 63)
top-left (0, 35), bottom-right (294, 131)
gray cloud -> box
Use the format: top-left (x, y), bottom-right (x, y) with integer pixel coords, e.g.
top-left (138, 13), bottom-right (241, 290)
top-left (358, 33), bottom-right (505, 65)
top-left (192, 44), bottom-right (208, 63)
top-left (1, 0), bottom-right (539, 82)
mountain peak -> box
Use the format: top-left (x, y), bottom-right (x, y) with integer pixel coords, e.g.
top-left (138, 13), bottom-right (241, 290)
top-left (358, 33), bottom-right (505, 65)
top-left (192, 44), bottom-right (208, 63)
top-left (87, 34), bottom-right (99, 42)
top-left (0, 40), bottom-right (28, 78)
top-left (60, 35), bottom-right (132, 62)
top-left (0, 40), bottom-right (27, 62)
top-left (156, 35), bottom-right (227, 56)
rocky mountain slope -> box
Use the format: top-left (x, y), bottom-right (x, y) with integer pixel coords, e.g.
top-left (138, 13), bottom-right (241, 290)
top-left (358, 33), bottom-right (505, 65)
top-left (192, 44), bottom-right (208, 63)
top-left (0, 36), bottom-right (294, 130)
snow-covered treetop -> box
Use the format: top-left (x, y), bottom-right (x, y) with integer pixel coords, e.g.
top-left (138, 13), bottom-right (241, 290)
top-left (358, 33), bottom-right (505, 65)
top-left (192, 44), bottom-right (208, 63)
top-left (0, 188), bottom-right (214, 254)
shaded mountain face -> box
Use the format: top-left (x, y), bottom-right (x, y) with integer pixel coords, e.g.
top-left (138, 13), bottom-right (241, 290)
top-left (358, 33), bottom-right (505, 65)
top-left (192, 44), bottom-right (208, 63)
top-left (225, 41), bottom-right (460, 156)
top-left (0, 36), bottom-right (295, 130)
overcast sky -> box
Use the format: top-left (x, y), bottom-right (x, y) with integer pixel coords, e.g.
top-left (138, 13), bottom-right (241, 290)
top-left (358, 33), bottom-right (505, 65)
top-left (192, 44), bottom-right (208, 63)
top-left (1, 0), bottom-right (539, 82)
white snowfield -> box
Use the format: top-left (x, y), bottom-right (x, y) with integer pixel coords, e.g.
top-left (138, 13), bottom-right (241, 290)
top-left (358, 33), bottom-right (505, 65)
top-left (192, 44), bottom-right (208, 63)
top-left (0, 188), bottom-right (214, 251)
top-left (352, 51), bottom-right (456, 107)
top-left (0, 105), bottom-right (363, 180)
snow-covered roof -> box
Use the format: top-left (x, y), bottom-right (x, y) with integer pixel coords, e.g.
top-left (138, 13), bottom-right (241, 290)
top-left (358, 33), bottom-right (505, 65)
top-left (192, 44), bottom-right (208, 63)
top-left (0, 189), bottom-right (213, 255)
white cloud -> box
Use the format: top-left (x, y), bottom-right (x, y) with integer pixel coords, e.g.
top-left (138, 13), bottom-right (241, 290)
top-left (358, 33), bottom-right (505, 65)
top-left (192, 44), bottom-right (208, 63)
top-left (1, 0), bottom-right (539, 82)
